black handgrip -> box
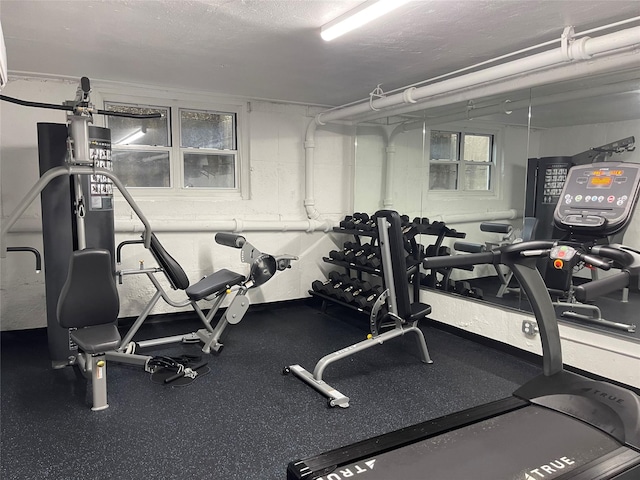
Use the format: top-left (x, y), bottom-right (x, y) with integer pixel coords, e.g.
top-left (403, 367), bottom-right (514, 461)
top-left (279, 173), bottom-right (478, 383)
top-left (423, 250), bottom-right (497, 269)
top-left (574, 271), bottom-right (630, 303)
top-left (580, 253), bottom-right (611, 271)
top-left (6, 247), bottom-right (42, 271)
top-left (115, 239), bottom-right (144, 263)
top-left (81, 77), bottom-right (91, 93)
top-left (591, 245), bottom-right (635, 268)
top-left (215, 233), bottom-right (246, 248)
top-left (454, 241), bottom-right (485, 254)
top-left (480, 222), bottom-right (512, 234)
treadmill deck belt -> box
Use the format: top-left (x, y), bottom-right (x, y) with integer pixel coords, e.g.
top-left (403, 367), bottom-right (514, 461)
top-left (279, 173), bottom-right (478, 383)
top-left (314, 405), bottom-right (630, 480)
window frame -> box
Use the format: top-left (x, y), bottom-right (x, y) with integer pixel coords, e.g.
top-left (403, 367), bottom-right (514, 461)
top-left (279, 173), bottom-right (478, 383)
top-left (427, 124), bottom-right (501, 197)
top-left (179, 107), bottom-right (239, 191)
top-left (101, 91), bottom-right (248, 199)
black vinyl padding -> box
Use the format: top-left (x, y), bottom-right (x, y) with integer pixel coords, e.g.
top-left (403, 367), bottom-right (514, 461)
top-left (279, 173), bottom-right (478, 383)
top-left (215, 232), bottom-right (246, 249)
top-left (186, 268), bottom-right (245, 301)
top-left (57, 249), bottom-right (120, 330)
top-left (70, 324), bottom-right (121, 354)
top-left (375, 210), bottom-right (431, 323)
top-left (454, 241), bottom-right (486, 253)
top-left (480, 222), bottom-right (512, 234)
top-left (149, 233), bottom-right (190, 290)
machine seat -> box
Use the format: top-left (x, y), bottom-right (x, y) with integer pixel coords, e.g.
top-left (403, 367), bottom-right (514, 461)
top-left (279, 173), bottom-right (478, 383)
top-left (186, 269), bottom-right (246, 301)
top-left (409, 302), bottom-right (432, 322)
top-left (70, 324), bottom-right (121, 354)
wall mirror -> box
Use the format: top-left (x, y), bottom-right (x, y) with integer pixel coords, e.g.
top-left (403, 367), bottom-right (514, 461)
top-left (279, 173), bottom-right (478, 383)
top-left (353, 67), bottom-right (640, 342)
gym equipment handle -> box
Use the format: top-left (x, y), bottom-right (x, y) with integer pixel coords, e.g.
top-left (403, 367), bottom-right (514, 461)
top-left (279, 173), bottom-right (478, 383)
top-left (591, 245), bottom-right (636, 268)
top-left (574, 271), bottom-right (630, 303)
top-left (163, 360), bottom-right (208, 384)
top-left (6, 247), bottom-right (42, 272)
top-left (423, 250), bottom-right (497, 269)
top-left (579, 253), bottom-right (611, 271)
top-left (215, 233), bottom-right (246, 249)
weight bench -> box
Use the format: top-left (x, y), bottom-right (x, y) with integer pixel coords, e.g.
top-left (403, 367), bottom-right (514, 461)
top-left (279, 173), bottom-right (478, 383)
top-left (108, 232), bottom-right (296, 373)
top-left (57, 248), bottom-right (121, 411)
top-left (285, 209), bottom-right (432, 408)
top-left (454, 218), bottom-right (538, 297)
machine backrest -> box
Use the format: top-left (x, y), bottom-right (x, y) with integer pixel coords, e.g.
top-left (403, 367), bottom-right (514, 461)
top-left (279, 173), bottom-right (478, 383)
top-left (375, 210), bottom-right (412, 321)
top-left (149, 233), bottom-right (190, 290)
top-left (57, 249), bottom-right (120, 328)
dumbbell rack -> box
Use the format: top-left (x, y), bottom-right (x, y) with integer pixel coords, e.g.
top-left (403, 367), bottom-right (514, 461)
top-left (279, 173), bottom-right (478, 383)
top-left (312, 226), bottom-right (383, 316)
top-left (310, 217), bottom-right (427, 321)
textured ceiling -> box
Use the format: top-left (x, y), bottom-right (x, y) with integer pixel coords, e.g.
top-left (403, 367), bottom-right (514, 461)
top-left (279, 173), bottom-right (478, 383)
top-left (1, 0), bottom-right (639, 107)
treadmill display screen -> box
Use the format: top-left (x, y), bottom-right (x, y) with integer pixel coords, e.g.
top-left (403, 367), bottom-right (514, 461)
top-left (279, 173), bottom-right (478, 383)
top-left (554, 162), bottom-right (640, 235)
top-left (588, 175), bottom-right (613, 188)
top-left (586, 169), bottom-right (624, 189)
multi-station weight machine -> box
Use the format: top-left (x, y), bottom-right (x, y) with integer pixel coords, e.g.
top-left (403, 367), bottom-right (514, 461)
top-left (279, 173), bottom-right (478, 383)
top-left (1, 78), bottom-right (297, 409)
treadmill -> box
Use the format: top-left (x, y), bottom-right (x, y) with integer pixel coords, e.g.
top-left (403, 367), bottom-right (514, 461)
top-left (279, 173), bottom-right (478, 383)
top-left (287, 161), bottom-right (640, 480)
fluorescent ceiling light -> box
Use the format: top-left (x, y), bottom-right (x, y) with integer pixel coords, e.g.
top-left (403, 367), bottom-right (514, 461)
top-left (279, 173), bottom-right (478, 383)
top-left (321, 0), bottom-right (411, 41)
top-left (116, 128), bottom-right (146, 145)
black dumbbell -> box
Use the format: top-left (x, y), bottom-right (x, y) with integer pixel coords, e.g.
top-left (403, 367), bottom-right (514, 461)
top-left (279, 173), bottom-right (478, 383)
top-left (469, 287), bottom-right (484, 299)
top-left (341, 280), bottom-right (372, 303)
top-left (329, 241), bottom-right (359, 261)
top-left (346, 244), bottom-right (372, 263)
top-left (311, 271), bottom-right (349, 295)
top-left (455, 280), bottom-right (472, 296)
top-left (353, 285), bottom-right (383, 310)
top-left (338, 215), bottom-right (353, 229)
top-left (361, 247), bottom-right (382, 268)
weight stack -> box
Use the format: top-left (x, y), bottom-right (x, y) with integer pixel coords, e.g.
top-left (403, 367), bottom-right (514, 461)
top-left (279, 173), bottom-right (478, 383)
top-left (38, 122), bottom-right (115, 367)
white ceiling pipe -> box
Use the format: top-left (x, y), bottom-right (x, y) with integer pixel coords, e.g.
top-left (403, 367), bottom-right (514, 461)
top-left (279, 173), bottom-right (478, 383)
top-left (5, 217), bottom-right (333, 234)
top-left (382, 121), bottom-right (424, 208)
top-left (383, 144), bottom-right (396, 208)
top-left (377, 78), bottom-right (639, 208)
top-left (425, 78), bottom-right (640, 127)
top-left (317, 25), bottom-right (640, 124)
top-left (352, 49), bottom-right (640, 123)
top-left (304, 119), bottom-right (322, 220)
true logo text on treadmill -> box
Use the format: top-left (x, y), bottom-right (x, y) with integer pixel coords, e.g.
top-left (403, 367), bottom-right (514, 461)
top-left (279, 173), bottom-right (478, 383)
top-left (317, 460), bottom-right (376, 480)
top-left (525, 456), bottom-right (575, 479)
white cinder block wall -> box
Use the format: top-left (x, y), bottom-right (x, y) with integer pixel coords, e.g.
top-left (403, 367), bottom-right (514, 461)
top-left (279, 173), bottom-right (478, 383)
top-left (1, 77), bottom-right (352, 327)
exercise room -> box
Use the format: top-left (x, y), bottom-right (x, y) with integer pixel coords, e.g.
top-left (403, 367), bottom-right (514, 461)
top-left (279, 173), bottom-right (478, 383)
top-left (1, 1), bottom-right (639, 479)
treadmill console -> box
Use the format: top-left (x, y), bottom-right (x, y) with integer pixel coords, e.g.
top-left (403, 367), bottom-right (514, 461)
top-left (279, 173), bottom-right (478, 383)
top-left (554, 162), bottom-right (640, 236)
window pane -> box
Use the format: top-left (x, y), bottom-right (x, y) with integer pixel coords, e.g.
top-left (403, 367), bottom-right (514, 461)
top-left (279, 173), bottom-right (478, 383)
top-left (429, 164), bottom-right (458, 190)
top-left (430, 131), bottom-right (458, 160)
top-left (112, 150), bottom-right (170, 188)
top-left (105, 103), bottom-right (170, 147)
top-left (463, 134), bottom-right (491, 162)
top-left (184, 153), bottom-right (236, 188)
top-left (181, 110), bottom-right (236, 149)
top-left (464, 164), bottom-right (491, 190)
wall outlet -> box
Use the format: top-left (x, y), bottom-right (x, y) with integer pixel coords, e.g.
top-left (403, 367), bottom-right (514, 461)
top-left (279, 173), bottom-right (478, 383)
top-left (522, 320), bottom-right (538, 337)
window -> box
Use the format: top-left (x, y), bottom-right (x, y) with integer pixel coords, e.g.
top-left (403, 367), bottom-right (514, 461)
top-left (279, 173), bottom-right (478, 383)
top-left (105, 102), bottom-right (241, 193)
top-left (180, 109), bottom-right (237, 189)
top-left (429, 130), bottom-right (495, 192)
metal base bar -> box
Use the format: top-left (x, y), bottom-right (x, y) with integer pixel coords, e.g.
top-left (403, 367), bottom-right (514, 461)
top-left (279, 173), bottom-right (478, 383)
top-left (135, 332), bottom-right (200, 349)
top-left (288, 364), bottom-right (350, 408)
top-left (561, 310), bottom-right (636, 332)
top-left (287, 324), bottom-right (432, 408)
